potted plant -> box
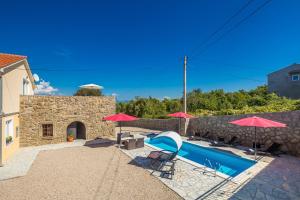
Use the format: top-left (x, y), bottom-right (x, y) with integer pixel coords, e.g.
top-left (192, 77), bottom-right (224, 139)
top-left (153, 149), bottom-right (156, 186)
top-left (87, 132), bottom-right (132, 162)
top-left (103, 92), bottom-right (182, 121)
top-left (67, 130), bottom-right (74, 142)
top-left (6, 136), bottom-right (13, 145)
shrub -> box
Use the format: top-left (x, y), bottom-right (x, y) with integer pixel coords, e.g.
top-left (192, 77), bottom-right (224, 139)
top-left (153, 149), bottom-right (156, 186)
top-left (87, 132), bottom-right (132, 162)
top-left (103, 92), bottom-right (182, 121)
top-left (6, 136), bottom-right (12, 144)
top-left (117, 85), bottom-right (299, 118)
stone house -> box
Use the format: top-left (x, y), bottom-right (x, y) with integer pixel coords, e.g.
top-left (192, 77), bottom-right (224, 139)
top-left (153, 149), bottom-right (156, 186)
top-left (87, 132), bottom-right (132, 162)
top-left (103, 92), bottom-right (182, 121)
top-left (268, 63), bottom-right (300, 99)
top-left (0, 53), bottom-right (115, 166)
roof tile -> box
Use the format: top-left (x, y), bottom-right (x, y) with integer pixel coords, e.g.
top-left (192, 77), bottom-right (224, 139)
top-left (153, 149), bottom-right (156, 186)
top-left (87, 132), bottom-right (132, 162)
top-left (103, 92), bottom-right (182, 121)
top-left (0, 53), bottom-right (27, 69)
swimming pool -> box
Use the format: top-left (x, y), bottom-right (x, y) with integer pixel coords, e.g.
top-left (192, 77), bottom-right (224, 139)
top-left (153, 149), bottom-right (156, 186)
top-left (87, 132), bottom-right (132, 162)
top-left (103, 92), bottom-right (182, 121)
top-left (145, 137), bottom-right (256, 177)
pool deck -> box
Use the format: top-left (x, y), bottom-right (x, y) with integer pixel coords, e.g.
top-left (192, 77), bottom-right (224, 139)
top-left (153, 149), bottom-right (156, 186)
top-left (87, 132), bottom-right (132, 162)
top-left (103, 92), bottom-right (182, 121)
top-left (121, 127), bottom-right (300, 200)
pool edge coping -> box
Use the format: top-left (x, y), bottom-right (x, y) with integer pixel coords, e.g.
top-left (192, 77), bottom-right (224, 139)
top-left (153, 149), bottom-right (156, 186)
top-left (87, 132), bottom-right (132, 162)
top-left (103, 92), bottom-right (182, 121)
top-left (145, 142), bottom-right (230, 180)
top-left (145, 137), bottom-right (267, 184)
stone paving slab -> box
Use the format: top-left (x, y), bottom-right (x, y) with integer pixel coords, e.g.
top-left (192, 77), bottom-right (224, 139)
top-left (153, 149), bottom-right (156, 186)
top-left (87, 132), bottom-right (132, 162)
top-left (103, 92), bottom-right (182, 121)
top-left (227, 155), bottom-right (300, 200)
top-left (0, 140), bottom-right (86, 181)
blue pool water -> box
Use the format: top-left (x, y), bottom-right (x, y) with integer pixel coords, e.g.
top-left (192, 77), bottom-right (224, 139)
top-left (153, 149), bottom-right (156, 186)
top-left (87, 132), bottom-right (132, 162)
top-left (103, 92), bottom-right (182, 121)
top-left (145, 137), bottom-right (256, 177)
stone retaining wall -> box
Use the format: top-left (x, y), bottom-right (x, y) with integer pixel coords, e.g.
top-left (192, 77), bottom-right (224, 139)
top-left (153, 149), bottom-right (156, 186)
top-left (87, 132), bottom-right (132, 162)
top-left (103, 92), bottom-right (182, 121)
top-left (123, 111), bottom-right (300, 156)
top-left (19, 95), bottom-right (116, 147)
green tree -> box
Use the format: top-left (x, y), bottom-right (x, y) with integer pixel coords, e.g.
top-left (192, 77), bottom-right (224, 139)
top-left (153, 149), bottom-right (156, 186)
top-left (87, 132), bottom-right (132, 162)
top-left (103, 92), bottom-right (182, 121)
top-left (163, 98), bottom-right (181, 113)
top-left (74, 88), bottom-right (102, 96)
top-left (116, 85), bottom-right (299, 118)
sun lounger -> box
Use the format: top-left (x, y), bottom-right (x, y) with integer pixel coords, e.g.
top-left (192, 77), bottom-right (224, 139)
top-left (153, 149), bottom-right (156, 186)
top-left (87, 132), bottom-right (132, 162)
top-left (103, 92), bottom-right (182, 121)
top-left (210, 136), bottom-right (240, 147)
top-left (147, 150), bottom-right (178, 179)
top-left (226, 136), bottom-right (239, 146)
top-left (260, 143), bottom-right (282, 156)
top-left (210, 140), bottom-right (226, 147)
top-left (189, 131), bottom-right (211, 141)
top-left (245, 143), bottom-right (283, 157)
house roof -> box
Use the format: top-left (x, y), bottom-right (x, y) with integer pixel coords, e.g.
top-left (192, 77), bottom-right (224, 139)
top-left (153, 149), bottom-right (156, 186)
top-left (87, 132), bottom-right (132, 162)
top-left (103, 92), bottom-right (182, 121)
top-left (268, 63), bottom-right (300, 76)
top-left (0, 53), bottom-right (27, 69)
top-left (0, 53), bottom-right (36, 89)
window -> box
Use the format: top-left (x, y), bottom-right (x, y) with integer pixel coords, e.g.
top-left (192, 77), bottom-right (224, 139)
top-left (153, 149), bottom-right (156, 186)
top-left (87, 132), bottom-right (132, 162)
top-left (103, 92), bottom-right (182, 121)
top-left (291, 74), bottom-right (300, 81)
top-left (16, 126), bottom-right (19, 138)
top-left (5, 120), bottom-right (13, 144)
top-left (22, 78), bottom-right (29, 95)
top-left (42, 124), bottom-right (53, 137)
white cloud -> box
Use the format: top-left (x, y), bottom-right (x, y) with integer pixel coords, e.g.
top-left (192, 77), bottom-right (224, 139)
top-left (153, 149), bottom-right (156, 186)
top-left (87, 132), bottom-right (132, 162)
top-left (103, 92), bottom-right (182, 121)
top-left (112, 93), bottom-right (118, 97)
top-left (34, 78), bottom-right (58, 95)
top-left (163, 96), bottom-right (171, 100)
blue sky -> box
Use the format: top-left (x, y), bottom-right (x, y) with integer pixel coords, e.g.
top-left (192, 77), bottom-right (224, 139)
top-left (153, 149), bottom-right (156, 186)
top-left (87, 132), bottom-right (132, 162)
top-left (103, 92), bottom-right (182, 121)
top-left (1, 0), bottom-right (300, 100)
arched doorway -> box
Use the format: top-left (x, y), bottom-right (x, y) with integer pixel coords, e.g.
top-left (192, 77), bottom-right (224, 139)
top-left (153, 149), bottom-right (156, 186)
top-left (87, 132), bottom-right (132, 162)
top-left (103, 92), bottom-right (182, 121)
top-left (66, 121), bottom-right (86, 140)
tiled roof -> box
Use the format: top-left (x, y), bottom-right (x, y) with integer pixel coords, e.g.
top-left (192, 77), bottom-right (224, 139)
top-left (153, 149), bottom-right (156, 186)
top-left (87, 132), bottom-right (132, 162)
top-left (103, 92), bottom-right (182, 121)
top-left (0, 53), bottom-right (27, 69)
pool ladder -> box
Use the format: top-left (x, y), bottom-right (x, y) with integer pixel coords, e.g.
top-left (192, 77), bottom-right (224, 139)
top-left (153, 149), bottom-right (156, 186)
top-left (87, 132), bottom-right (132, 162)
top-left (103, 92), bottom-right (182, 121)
top-left (204, 158), bottom-right (220, 176)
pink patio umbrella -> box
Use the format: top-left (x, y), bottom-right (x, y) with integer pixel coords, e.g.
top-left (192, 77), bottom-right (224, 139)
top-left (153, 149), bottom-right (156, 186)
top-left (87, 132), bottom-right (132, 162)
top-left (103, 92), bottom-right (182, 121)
top-left (168, 112), bottom-right (194, 134)
top-left (168, 112), bottom-right (194, 118)
top-left (103, 113), bottom-right (138, 133)
top-left (229, 116), bottom-right (286, 160)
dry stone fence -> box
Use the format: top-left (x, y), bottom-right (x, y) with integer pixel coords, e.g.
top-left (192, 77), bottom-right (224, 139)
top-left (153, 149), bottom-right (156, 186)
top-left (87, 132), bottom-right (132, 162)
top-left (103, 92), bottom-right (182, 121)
top-left (122, 110), bottom-right (300, 156)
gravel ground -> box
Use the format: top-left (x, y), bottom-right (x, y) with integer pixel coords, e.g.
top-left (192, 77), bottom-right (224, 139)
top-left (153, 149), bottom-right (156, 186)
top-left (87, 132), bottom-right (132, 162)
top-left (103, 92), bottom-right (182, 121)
top-left (0, 145), bottom-right (182, 200)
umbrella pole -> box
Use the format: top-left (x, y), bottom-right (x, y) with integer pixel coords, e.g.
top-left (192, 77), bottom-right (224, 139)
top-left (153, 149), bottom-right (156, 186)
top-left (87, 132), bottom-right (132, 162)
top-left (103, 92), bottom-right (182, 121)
top-left (118, 122), bottom-right (122, 148)
top-left (254, 126), bottom-right (257, 160)
top-left (179, 118), bottom-right (181, 135)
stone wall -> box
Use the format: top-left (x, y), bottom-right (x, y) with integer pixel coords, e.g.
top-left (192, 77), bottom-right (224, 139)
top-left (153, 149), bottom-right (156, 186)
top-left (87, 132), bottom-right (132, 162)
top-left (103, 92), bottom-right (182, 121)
top-left (121, 118), bottom-right (180, 132)
top-left (122, 111), bottom-right (300, 156)
top-left (19, 95), bottom-right (116, 147)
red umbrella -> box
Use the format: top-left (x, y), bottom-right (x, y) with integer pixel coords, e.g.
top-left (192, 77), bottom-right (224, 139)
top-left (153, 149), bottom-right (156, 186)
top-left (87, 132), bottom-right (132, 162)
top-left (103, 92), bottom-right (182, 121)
top-left (229, 116), bottom-right (286, 159)
top-left (103, 113), bottom-right (138, 133)
top-left (168, 112), bottom-right (194, 134)
top-left (168, 112), bottom-right (194, 118)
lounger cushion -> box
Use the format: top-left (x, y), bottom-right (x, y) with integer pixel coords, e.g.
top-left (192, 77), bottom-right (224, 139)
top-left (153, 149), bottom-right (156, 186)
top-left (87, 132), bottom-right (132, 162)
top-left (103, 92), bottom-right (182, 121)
top-left (148, 151), bottom-right (161, 159)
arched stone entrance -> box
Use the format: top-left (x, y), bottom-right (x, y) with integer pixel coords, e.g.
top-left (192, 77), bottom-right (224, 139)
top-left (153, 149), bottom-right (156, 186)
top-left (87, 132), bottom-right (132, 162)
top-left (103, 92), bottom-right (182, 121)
top-left (67, 121), bottom-right (86, 140)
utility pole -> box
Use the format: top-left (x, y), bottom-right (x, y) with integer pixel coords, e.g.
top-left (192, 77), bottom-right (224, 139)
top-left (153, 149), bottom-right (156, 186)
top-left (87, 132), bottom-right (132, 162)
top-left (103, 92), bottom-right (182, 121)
top-left (183, 56), bottom-right (187, 113)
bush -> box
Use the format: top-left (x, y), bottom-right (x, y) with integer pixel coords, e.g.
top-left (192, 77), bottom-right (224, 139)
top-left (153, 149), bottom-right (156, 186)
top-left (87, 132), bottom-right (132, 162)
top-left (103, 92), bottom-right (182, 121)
top-left (117, 85), bottom-right (299, 118)
top-left (6, 136), bottom-right (12, 144)
top-left (74, 88), bottom-right (102, 96)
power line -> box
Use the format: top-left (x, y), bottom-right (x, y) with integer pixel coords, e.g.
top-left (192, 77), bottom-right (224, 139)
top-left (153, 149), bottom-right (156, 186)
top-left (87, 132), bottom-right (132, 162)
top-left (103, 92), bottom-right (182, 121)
top-left (224, 73), bottom-right (265, 83)
top-left (8, 66), bottom-right (148, 72)
top-left (190, 59), bottom-right (275, 72)
top-left (190, 0), bottom-right (272, 60)
top-left (188, 63), bottom-right (265, 83)
top-left (10, 63), bottom-right (182, 72)
top-left (189, 0), bottom-right (255, 57)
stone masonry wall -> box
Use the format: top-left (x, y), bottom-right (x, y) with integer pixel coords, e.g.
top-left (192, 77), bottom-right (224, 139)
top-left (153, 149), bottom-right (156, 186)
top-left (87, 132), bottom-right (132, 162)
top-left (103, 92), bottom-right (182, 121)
top-left (121, 118), bottom-right (180, 132)
top-left (19, 95), bottom-right (116, 147)
top-left (123, 110), bottom-right (300, 156)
